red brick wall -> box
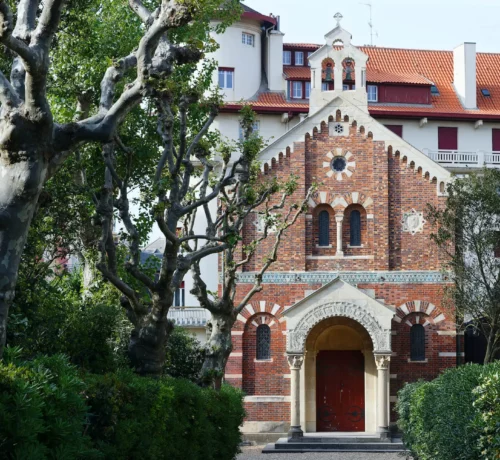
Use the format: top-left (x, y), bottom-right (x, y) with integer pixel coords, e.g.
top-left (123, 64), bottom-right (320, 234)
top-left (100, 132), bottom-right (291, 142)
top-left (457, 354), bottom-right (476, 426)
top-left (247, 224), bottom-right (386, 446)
top-left (223, 110), bottom-right (456, 429)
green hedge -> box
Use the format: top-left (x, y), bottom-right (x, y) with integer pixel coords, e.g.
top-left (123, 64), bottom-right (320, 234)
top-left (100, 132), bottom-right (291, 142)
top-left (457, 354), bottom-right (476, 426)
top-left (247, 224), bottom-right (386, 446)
top-left (85, 370), bottom-right (245, 460)
top-left (0, 350), bottom-right (99, 459)
top-left (0, 352), bottom-right (245, 460)
top-left (396, 362), bottom-right (500, 460)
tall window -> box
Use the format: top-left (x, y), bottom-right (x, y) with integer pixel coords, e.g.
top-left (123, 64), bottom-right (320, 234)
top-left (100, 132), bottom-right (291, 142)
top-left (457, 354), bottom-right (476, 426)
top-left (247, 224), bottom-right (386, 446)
top-left (410, 324), bottom-right (426, 361)
top-left (242, 32), bottom-right (254, 46)
top-left (283, 50), bottom-right (291, 65)
top-left (292, 81), bottom-right (303, 99)
top-left (256, 324), bottom-right (271, 360)
top-left (318, 211), bottom-right (330, 247)
top-left (239, 121), bottom-right (260, 140)
top-left (218, 68), bottom-right (234, 89)
top-left (295, 51), bottom-right (304, 66)
top-left (305, 82), bottom-right (311, 99)
top-left (367, 85), bottom-right (378, 102)
top-left (174, 281), bottom-right (185, 307)
top-left (322, 82), bottom-right (330, 92)
top-left (308, 51), bottom-right (313, 66)
top-left (350, 210), bottom-right (361, 246)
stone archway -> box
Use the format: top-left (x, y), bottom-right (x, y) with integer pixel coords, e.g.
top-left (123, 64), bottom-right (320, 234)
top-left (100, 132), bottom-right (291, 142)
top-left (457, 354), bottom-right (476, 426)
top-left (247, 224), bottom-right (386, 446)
top-left (285, 300), bottom-right (393, 439)
top-left (287, 301), bottom-right (392, 355)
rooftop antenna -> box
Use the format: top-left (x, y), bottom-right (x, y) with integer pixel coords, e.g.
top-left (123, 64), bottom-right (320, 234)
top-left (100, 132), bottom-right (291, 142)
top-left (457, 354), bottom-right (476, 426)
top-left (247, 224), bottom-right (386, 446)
top-left (360, 2), bottom-right (375, 46)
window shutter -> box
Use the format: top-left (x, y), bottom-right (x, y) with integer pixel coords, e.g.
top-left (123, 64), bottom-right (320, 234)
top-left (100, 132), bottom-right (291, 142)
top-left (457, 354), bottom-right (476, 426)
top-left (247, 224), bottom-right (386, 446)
top-left (438, 127), bottom-right (458, 150)
top-left (318, 211), bottom-right (330, 246)
top-left (410, 324), bottom-right (425, 361)
top-left (256, 325), bottom-right (271, 360)
top-left (350, 210), bottom-right (361, 246)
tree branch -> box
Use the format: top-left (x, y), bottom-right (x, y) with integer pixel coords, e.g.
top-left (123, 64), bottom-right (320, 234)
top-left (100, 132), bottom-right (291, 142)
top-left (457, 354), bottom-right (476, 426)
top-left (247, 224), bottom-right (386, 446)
top-left (128, 0), bottom-right (152, 23)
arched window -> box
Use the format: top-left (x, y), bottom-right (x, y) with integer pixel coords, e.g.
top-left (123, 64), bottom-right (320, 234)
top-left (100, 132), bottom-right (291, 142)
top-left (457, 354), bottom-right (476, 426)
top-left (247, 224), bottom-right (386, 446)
top-left (350, 210), bottom-right (361, 246)
top-left (256, 324), bottom-right (271, 360)
top-left (410, 324), bottom-right (426, 361)
top-left (318, 211), bottom-right (330, 246)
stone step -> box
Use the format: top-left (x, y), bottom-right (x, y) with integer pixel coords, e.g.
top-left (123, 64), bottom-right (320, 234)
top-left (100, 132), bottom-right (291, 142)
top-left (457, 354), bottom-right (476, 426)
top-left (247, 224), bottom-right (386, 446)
top-left (263, 437), bottom-right (406, 453)
top-left (263, 443), bottom-right (406, 453)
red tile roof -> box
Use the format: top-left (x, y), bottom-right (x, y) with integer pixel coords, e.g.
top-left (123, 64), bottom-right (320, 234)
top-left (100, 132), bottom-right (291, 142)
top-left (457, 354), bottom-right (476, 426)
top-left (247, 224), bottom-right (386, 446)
top-left (228, 44), bottom-right (500, 119)
top-left (222, 92), bottom-right (308, 113)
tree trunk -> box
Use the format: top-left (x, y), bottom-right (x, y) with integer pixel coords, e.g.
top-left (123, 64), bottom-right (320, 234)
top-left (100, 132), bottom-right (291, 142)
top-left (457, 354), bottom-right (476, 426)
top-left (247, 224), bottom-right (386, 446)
top-left (127, 305), bottom-right (174, 376)
top-left (200, 311), bottom-right (235, 390)
top-left (80, 251), bottom-right (97, 297)
top-left (0, 154), bottom-right (47, 358)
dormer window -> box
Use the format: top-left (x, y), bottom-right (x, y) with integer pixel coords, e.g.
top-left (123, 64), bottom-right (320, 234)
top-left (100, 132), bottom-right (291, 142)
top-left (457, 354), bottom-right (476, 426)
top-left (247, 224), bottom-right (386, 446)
top-left (367, 85), bottom-right (378, 102)
top-left (242, 32), bottom-right (255, 46)
top-left (431, 85), bottom-right (440, 96)
top-left (283, 50), bottom-right (291, 65)
top-left (295, 52), bottom-right (304, 66)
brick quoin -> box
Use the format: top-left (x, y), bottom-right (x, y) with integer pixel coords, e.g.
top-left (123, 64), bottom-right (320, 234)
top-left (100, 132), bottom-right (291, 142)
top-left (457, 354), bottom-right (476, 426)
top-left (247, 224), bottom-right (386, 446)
top-left (225, 110), bottom-right (455, 430)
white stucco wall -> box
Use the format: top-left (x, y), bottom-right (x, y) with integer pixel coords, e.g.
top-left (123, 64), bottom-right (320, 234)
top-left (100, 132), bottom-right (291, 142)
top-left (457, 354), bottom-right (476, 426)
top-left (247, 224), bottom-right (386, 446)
top-left (375, 118), bottom-right (500, 153)
top-left (210, 19), bottom-right (263, 101)
top-left (213, 112), bottom-right (303, 145)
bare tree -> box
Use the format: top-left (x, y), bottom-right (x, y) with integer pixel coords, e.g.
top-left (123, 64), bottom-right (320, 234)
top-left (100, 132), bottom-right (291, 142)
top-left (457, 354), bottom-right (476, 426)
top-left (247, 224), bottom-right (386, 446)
top-left (428, 169), bottom-right (500, 363)
top-left (190, 109), bottom-right (315, 388)
top-left (0, 0), bottom-right (206, 358)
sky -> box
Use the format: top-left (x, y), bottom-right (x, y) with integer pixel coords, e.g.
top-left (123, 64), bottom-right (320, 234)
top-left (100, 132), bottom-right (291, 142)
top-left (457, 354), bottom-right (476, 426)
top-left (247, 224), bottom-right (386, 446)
top-left (245, 0), bottom-right (500, 53)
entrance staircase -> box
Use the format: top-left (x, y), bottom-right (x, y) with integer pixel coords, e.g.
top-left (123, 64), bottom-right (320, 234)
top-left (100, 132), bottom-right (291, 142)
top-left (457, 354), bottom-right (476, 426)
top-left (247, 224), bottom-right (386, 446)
top-left (262, 433), bottom-right (405, 453)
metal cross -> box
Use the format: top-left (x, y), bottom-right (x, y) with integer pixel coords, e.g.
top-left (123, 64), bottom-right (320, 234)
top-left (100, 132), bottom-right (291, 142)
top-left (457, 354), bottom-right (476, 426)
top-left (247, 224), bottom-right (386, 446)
top-left (334, 12), bottom-right (343, 27)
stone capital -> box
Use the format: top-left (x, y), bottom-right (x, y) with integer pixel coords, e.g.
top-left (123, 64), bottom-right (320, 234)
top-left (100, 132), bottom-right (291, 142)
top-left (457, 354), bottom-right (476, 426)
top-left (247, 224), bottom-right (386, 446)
top-left (335, 214), bottom-right (344, 223)
top-left (374, 354), bottom-right (391, 370)
top-left (287, 354), bottom-right (304, 370)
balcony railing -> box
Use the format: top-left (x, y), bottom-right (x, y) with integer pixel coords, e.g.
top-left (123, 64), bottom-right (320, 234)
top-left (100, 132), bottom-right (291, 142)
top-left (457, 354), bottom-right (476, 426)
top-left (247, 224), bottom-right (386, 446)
top-left (423, 149), bottom-right (500, 168)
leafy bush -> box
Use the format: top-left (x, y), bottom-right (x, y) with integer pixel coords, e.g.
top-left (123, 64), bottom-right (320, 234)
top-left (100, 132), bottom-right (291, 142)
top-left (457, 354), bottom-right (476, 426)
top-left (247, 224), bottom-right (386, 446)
top-left (397, 363), bottom-right (500, 460)
top-left (473, 362), bottom-right (500, 460)
top-left (165, 327), bottom-right (205, 381)
top-left (84, 370), bottom-right (245, 460)
top-left (0, 350), bottom-right (99, 459)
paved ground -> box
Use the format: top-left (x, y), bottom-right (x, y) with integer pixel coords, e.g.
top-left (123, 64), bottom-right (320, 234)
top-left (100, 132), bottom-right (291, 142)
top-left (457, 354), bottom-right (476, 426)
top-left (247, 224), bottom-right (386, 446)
top-left (238, 445), bottom-right (411, 459)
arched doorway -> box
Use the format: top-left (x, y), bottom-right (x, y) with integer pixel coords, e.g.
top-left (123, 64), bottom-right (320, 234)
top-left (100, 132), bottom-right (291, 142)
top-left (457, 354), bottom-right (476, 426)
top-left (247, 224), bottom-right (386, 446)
top-left (303, 317), bottom-right (376, 433)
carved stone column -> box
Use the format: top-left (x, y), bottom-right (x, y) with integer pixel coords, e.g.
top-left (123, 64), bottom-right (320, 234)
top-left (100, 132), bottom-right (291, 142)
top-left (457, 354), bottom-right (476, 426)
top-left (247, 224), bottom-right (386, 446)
top-left (287, 354), bottom-right (304, 439)
top-left (335, 214), bottom-right (344, 257)
top-left (375, 353), bottom-right (391, 440)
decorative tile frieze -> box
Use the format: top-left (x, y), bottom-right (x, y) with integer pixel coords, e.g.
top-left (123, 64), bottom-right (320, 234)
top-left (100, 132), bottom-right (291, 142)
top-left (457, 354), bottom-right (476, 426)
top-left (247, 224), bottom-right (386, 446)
top-left (234, 271), bottom-right (448, 285)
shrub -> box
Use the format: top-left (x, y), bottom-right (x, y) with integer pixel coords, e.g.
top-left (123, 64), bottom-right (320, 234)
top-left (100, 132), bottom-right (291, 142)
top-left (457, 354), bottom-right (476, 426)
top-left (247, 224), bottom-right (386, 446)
top-left (0, 349), bottom-right (99, 459)
top-left (397, 363), bottom-right (500, 460)
top-left (473, 362), bottom-right (500, 460)
top-left (84, 370), bottom-right (245, 460)
top-left (165, 327), bottom-right (205, 381)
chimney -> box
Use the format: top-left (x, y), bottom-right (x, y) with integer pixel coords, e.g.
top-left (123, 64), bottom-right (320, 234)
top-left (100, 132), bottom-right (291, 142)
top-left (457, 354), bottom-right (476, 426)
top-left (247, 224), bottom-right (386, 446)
top-left (453, 42), bottom-right (477, 109)
top-left (265, 19), bottom-right (284, 92)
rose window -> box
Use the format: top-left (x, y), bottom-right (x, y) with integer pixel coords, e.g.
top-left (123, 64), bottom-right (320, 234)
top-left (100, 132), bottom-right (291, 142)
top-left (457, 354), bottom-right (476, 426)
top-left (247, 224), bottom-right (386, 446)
top-left (331, 156), bottom-right (347, 172)
top-left (334, 123), bottom-right (344, 134)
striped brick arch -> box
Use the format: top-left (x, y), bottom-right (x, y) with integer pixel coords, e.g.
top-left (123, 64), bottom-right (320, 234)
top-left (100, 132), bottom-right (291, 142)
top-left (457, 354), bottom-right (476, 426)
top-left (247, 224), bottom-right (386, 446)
top-left (307, 191), bottom-right (374, 213)
top-left (237, 301), bottom-right (284, 325)
top-left (393, 300), bottom-right (446, 328)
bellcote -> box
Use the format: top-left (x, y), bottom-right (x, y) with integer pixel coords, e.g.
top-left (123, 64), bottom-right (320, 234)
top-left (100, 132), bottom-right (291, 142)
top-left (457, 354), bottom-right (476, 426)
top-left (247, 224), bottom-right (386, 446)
top-left (308, 13), bottom-right (369, 115)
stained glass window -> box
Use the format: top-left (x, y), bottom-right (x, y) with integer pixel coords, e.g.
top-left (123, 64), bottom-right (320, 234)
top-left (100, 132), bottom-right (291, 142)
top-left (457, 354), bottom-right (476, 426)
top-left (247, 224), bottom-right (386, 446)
top-left (256, 324), bottom-right (271, 360)
top-left (411, 324), bottom-right (426, 361)
top-left (318, 211), bottom-right (330, 246)
top-left (350, 210), bottom-right (361, 246)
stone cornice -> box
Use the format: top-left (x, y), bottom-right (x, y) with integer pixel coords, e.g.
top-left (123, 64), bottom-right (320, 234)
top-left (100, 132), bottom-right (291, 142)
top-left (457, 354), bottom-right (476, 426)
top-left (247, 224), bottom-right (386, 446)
top-left (234, 271), bottom-right (448, 285)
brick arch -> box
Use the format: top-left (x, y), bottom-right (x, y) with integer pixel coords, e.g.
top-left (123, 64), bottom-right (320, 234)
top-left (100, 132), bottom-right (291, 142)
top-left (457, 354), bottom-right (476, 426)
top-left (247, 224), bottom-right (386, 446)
top-left (394, 300), bottom-right (446, 327)
top-left (237, 300), bottom-right (284, 324)
top-left (307, 192), bottom-right (374, 213)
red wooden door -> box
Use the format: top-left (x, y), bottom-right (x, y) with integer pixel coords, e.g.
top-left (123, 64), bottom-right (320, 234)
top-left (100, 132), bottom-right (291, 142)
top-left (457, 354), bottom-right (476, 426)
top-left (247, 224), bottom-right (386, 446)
top-left (438, 127), bottom-right (458, 150)
top-left (316, 351), bottom-right (365, 432)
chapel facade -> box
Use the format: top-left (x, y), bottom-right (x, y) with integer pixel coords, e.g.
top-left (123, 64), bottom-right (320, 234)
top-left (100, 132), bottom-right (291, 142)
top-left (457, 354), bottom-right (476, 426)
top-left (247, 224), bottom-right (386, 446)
top-left (222, 20), bottom-right (459, 439)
